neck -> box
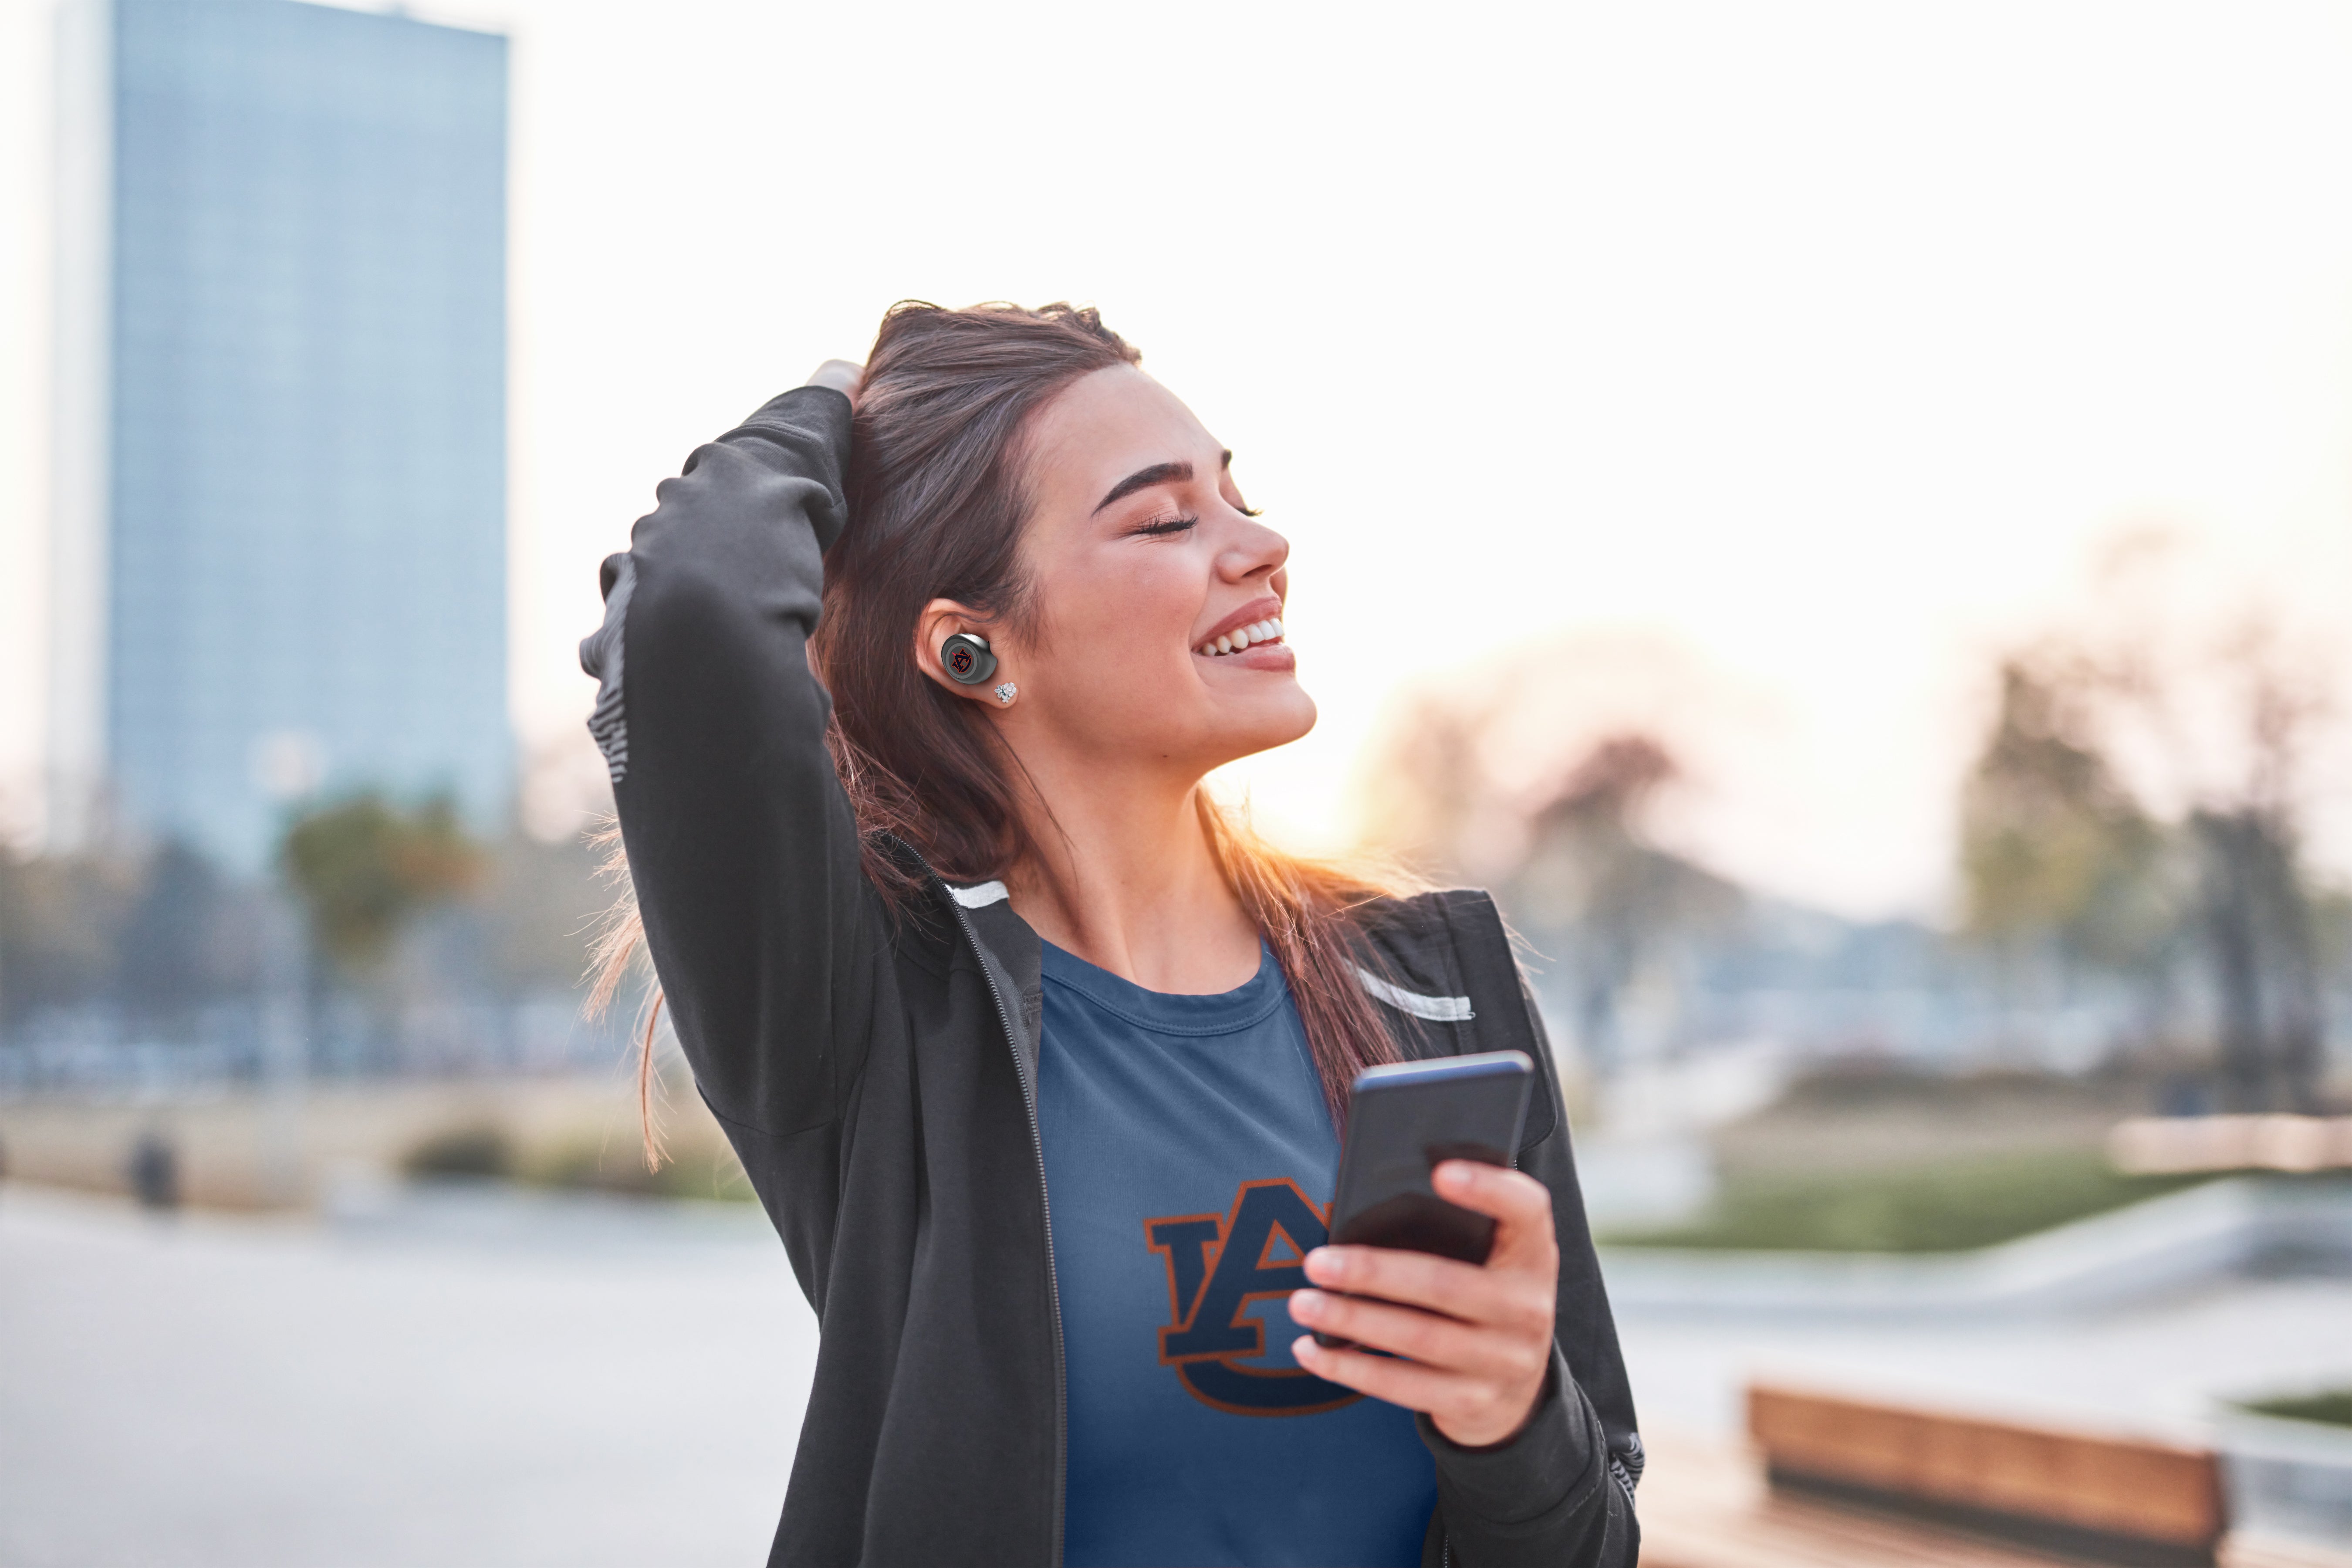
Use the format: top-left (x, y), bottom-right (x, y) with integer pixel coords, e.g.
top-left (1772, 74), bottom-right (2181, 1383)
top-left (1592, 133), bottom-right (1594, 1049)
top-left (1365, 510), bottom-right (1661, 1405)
top-left (1000, 749), bottom-right (1261, 995)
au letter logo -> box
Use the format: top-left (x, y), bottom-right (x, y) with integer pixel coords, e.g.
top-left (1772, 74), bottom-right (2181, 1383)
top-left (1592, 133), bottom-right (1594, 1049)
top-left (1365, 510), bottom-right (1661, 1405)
top-left (1144, 1178), bottom-right (1362, 1417)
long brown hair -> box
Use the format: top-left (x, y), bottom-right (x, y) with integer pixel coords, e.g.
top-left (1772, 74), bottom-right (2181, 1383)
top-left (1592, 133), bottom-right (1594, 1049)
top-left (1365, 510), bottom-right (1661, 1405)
top-left (593, 302), bottom-right (1411, 1160)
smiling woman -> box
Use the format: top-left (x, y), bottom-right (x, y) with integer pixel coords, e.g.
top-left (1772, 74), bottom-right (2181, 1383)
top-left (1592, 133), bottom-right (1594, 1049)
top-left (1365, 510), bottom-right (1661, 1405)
top-left (580, 301), bottom-right (1639, 1568)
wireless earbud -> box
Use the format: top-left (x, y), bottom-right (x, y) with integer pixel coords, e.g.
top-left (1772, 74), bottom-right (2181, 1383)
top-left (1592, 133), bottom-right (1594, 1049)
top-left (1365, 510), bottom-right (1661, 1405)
top-left (939, 632), bottom-right (998, 686)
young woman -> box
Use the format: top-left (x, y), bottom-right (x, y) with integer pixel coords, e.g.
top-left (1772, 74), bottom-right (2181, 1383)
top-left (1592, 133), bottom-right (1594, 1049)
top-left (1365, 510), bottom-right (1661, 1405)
top-left (582, 303), bottom-right (1641, 1568)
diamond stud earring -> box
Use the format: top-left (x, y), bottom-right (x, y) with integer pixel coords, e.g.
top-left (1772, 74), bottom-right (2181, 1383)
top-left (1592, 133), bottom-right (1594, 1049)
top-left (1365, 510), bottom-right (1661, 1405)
top-left (993, 682), bottom-right (1018, 707)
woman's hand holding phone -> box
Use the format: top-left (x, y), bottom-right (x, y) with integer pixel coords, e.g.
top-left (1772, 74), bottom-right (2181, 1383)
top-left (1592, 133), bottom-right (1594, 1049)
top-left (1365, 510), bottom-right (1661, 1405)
top-left (1288, 1159), bottom-right (1559, 1449)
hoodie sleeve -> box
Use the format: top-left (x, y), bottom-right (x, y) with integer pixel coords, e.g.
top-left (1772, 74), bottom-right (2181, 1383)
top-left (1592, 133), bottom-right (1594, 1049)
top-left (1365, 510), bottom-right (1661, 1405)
top-left (1417, 899), bottom-right (1642, 1568)
top-left (1416, 1348), bottom-right (1639, 1567)
top-left (580, 385), bottom-right (885, 1140)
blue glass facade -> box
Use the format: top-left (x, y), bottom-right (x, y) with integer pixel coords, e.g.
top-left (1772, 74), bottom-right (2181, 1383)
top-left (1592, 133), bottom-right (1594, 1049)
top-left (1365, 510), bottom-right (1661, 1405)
top-left (104, 0), bottom-right (507, 871)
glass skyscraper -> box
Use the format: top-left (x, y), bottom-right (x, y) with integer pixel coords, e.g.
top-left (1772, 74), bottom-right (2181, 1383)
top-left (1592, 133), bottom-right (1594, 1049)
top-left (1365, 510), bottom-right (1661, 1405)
top-left (51, 0), bottom-right (509, 873)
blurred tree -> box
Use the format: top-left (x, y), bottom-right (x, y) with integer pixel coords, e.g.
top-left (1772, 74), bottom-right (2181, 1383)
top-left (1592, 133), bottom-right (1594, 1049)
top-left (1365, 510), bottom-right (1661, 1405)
top-left (2190, 807), bottom-right (2322, 1110)
top-left (2176, 645), bottom-right (2332, 1111)
top-left (280, 795), bottom-right (485, 981)
top-left (1355, 656), bottom-right (1748, 1074)
top-left (1960, 656), bottom-right (2176, 979)
top-left (1963, 591), bottom-right (2339, 1109)
top-left (0, 848), bottom-right (138, 1032)
top-left (2, 802), bottom-right (605, 1075)
top-left (1504, 736), bottom-right (1743, 1074)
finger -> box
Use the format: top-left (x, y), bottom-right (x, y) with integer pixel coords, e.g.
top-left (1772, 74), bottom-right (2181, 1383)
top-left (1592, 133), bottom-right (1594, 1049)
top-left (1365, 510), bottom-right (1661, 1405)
top-left (1289, 1289), bottom-right (1527, 1382)
top-left (1433, 1162), bottom-right (1558, 1267)
top-left (1291, 1333), bottom-right (1466, 1413)
top-left (1431, 1162), bottom-right (1551, 1228)
top-left (1304, 1246), bottom-right (1548, 1336)
top-left (1304, 1245), bottom-right (1489, 1317)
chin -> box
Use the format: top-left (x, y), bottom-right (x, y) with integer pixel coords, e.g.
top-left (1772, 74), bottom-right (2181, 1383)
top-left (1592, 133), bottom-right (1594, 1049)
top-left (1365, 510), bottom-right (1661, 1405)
top-left (1220, 686), bottom-right (1318, 758)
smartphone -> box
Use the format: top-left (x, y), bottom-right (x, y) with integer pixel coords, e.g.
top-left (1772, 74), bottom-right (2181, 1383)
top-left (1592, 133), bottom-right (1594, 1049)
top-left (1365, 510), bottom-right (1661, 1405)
top-left (1312, 1050), bottom-right (1535, 1348)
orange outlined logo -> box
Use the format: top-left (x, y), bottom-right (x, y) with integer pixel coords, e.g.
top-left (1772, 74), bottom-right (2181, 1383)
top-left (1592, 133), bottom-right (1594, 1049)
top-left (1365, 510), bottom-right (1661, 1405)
top-left (1143, 1178), bottom-right (1362, 1417)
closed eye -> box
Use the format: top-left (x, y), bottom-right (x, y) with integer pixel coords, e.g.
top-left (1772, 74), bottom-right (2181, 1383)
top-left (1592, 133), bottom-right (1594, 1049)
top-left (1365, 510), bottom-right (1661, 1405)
top-left (1129, 513), bottom-right (1199, 538)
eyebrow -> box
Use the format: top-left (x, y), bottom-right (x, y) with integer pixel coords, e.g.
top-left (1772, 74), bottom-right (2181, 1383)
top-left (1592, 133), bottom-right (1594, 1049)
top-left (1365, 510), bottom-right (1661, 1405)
top-left (1092, 460), bottom-right (1191, 516)
top-left (1089, 451), bottom-right (1236, 516)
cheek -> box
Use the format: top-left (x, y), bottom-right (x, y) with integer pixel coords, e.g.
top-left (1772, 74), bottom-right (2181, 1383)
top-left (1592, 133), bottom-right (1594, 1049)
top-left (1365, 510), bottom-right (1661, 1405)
top-left (1035, 556), bottom-right (1202, 683)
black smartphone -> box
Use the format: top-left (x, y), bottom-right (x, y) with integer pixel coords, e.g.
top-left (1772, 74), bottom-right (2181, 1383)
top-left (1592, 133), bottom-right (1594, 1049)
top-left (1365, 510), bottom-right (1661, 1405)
top-left (1312, 1050), bottom-right (1535, 1348)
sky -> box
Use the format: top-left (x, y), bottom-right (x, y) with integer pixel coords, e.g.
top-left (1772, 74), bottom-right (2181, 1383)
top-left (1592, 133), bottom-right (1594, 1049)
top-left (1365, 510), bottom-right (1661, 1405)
top-left (4, 0), bottom-right (2351, 919)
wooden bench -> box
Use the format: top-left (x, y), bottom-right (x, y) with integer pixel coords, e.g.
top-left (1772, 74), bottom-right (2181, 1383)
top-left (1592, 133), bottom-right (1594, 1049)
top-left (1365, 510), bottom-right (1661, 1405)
top-left (1639, 1419), bottom-right (2350, 1568)
top-left (1746, 1384), bottom-right (2224, 1566)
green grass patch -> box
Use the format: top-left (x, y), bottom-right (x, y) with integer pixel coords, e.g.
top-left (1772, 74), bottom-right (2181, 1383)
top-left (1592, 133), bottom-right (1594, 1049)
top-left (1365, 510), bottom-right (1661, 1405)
top-left (1601, 1147), bottom-right (2210, 1254)
top-left (2241, 1391), bottom-right (2352, 1429)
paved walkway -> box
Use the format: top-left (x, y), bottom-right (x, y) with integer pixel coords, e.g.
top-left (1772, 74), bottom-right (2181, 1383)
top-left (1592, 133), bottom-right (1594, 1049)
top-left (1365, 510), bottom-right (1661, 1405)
top-left (0, 1186), bottom-right (813, 1568)
top-left (6, 1181), bottom-right (2350, 1565)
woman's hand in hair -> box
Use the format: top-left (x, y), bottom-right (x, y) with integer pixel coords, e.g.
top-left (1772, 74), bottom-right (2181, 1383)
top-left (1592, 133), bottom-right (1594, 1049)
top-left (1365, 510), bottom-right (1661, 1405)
top-left (1289, 1162), bottom-right (1558, 1449)
top-left (804, 358), bottom-right (865, 406)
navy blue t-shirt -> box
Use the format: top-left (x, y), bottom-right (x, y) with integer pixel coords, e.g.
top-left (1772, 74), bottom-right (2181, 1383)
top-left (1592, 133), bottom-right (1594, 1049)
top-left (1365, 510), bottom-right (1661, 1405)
top-left (1036, 939), bottom-right (1438, 1568)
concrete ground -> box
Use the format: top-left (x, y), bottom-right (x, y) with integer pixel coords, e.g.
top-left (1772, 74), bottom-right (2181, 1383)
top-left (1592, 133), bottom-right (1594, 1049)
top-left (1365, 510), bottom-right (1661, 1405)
top-left (0, 1184), bottom-right (810, 1568)
top-left (6, 1179), bottom-right (2351, 1567)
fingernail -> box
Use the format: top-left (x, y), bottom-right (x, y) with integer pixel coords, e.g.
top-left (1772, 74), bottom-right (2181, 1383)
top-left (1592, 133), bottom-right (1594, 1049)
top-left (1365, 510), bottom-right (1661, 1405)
top-left (1292, 1335), bottom-right (1318, 1362)
top-left (1291, 1289), bottom-right (1323, 1321)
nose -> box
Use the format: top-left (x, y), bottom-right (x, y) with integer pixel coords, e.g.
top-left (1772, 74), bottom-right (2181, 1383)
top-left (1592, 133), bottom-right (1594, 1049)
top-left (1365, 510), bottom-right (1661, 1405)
top-left (1218, 512), bottom-right (1289, 585)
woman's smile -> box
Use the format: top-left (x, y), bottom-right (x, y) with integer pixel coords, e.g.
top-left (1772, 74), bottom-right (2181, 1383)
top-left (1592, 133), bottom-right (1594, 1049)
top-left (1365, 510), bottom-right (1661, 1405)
top-left (1193, 595), bottom-right (1291, 665)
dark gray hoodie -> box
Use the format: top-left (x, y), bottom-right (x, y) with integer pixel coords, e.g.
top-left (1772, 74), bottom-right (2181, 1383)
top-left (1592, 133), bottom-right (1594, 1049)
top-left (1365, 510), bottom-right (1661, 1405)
top-left (581, 385), bottom-right (1642, 1566)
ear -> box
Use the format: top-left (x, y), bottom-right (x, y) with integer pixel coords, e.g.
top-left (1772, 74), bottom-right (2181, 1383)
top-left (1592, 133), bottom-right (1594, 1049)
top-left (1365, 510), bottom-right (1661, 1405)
top-left (914, 598), bottom-right (1010, 703)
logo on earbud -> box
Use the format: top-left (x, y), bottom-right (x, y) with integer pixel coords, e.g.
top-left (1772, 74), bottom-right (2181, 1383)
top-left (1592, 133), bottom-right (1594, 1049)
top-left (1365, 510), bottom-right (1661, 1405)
top-left (940, 632), bottom-right (997, 686)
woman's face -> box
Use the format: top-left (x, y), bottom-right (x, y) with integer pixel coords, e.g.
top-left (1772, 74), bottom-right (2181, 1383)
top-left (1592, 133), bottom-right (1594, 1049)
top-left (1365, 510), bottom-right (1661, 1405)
top-left (975, 362), bottom-right (1315, 779)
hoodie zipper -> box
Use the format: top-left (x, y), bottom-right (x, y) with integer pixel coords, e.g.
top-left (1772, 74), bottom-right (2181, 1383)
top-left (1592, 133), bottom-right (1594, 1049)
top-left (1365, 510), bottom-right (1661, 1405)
top-left (937, 878), bottom-right (1069, 1568)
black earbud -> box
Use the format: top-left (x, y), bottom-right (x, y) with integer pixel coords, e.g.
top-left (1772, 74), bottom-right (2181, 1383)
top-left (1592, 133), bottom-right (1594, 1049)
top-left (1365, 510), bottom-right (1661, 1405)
top-left (939, 632), bottom-right (998, 686)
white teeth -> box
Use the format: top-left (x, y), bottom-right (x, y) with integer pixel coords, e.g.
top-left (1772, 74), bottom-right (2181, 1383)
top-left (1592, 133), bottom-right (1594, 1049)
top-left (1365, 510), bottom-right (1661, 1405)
top-left (1196, 618), bottom-right (1288, 657)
